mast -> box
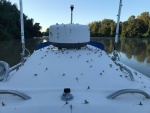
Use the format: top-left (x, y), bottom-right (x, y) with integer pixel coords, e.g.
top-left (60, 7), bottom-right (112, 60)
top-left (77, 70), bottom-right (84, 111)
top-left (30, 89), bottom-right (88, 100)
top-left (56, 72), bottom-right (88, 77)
top-left (114, 0), bottom-right (122, 50)
top-left (70, 5), bottom-right (74, 24)
top-left (19, 0), bottom-right (25, 57)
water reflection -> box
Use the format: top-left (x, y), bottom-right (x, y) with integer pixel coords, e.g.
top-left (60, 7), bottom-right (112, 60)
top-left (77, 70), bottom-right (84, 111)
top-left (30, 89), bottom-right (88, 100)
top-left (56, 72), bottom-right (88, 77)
top-left (91, 37), bottom-right (150, 64)
top-left (0, 38), bottom-right (150, 77)
top-left (91, 37), bottom-right (150, 77)
top-left (0, 39), bottom-right (41, 67)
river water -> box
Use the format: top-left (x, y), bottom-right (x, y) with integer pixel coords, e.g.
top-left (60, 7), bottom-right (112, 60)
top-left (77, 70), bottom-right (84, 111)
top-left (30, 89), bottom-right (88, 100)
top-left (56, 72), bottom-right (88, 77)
top-left (91, 37), bottom-right (150, 78)
top-left (0, 38), bottom-right (150, 78)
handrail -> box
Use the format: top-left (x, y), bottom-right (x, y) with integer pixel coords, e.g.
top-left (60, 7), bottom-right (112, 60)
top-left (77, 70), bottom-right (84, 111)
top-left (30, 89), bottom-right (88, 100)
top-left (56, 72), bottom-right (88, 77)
top-left (0, 90), bottom-right (31, 100)
top-left (121, 65), bottom-right (135, 81)
top-left (115, 62), bottom-right (135, 81)
top-left (0, 61), bottom-right (25, 81)
top-left (106, 89), bottom-right (150, 99)
top-left (9, 63), bottom-right (22, 73)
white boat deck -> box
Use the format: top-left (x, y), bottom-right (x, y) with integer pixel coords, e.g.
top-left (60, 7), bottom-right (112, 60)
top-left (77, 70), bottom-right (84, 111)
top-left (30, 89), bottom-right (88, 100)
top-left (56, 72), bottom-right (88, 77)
top-left (0, 45), bottom-right (150, 113)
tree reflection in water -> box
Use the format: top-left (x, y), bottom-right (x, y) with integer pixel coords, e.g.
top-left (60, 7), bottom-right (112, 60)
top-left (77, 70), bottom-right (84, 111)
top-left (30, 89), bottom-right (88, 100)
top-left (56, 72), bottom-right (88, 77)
top-left (0, 39), bottom-right (41, 67)
top-left (91, 37), bottom-right (150, 63)
top-left (91, 37), bottom-right (150, 77)
top-left (0, 38), bottom-right (150, 77)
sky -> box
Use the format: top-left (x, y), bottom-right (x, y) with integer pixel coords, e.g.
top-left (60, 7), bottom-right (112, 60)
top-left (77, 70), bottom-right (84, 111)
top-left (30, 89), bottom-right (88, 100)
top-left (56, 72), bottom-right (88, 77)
top-left (9, 0), bottom-right (150, 31)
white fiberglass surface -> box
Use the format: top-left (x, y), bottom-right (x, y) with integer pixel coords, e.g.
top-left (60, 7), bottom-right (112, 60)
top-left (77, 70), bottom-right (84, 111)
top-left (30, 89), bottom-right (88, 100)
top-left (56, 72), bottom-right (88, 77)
top-left (0, 45), bottom-right (150, 113)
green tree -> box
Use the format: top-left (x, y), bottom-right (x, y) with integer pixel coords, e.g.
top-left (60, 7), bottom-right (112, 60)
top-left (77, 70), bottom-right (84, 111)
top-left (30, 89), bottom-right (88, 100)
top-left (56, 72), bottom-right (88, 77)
top-left (88, 21), bottom-right (101, 37)
top-left (121, 15), bottom-right (147, 38)
top-left (120, 21), bottom-right (127, 39)
top-left (100, 19), bottom-right (115, 37)
top-left (110, 22), bottom-right (116, 37)
top-left (137, 12), bottom-right (150, 37)
top-left (42, 28), bottom-right (49, 36)
top-left (0, 0), bottom-right (42, 41)
top-left (32, 23), bottom-right (42, 37)
top-left (138, 12), bottom-right (150, 25)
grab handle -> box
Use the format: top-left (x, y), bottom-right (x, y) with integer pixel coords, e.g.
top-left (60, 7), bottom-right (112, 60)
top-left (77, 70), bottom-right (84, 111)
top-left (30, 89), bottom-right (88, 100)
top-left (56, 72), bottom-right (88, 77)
top-left (107, 89), bottom-right (150, 99)
top-left (0, 90), bottom-right (31, 100)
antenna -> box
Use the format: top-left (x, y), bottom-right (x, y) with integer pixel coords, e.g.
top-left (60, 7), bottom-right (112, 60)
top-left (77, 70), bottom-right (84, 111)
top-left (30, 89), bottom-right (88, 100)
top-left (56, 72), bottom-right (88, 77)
top-left (19, 0), bottom-right (25, 58)
top-left (70, 5), bottom-right (74, 24)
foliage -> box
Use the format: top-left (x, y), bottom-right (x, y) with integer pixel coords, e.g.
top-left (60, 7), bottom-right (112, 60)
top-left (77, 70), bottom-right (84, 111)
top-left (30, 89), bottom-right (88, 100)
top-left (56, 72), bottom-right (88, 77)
top-left (88, 21), bottom-right (100, 37)
top-left (88, 12), bottom-right (150, 38)
top-left (121, 15), bottom-right (148, 38)
top-left (42, 28), bottom-right (49, 36)
top-left (88, 19), bottom-right (116, 37)
top-left (2, 0), bottom-right (149, 40)
top-left (0, 0), bottom-right (42, 41)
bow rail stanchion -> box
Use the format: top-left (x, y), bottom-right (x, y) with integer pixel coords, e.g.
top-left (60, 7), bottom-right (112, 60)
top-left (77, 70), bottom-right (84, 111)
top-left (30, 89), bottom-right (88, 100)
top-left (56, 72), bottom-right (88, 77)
top-left (19, 0), bottom-right (25, 59)
top-left (20, 0), bottom-right (30, 60)
top-left (112, 0), bottom-right (134, 82)
top-left (0, 0), bottom-right (30, 81)
top-left (112, 0), bottom-right (122, 61)
top-left (114, 0), bottom-right (122, 50)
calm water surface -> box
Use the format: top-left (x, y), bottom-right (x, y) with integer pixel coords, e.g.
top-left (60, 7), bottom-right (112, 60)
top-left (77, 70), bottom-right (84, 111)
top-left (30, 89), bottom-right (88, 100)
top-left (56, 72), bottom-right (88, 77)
top-left (0, 38), bottom-right (150, 78)
top-left (91, 37), bottom-right (150, 78)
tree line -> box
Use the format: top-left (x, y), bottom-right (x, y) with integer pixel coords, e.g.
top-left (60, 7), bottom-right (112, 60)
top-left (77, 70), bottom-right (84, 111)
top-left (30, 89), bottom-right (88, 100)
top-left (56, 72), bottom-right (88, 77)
top-left (88, 12), bottom-right (150, 38)
top-left (1, 0), bottom-right (150, 41)
top-left (0, 0), bottom-right (42, 41)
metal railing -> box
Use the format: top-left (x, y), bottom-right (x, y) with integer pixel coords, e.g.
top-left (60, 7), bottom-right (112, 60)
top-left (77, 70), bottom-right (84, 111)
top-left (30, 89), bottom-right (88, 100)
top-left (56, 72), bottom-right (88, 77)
top-left (115, 62), bottom-right (135, 81)
top-left (107, 89), bottom-right (150, 99)
top-left (121, 65), bottom-right (135, 81)
top-left (0, 90), bottom-right (31, 100)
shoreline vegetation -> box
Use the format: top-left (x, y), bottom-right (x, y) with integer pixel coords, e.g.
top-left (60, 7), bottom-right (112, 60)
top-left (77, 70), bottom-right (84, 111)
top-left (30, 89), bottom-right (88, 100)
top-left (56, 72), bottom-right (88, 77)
top-left (0, 0), bottom-right (150, 41)
top-left (0, 0), bottom-right (42, 41)
top-left (88, 14), bottom-right (150, 39)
